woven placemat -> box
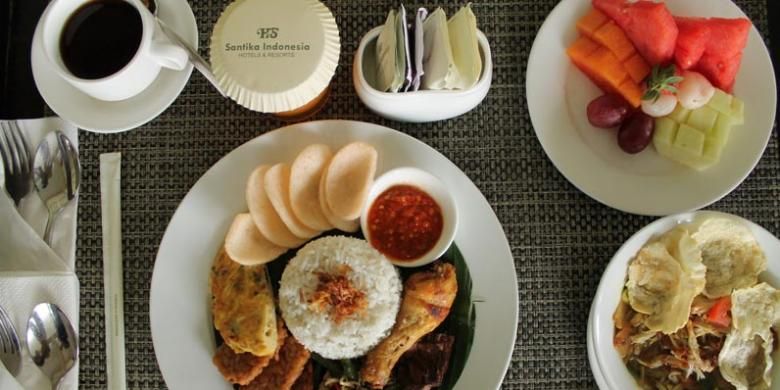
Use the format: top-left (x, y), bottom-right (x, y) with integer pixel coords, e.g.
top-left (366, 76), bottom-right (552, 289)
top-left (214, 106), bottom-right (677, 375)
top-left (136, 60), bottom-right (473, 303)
top-left (72, 0), bottom-right (779, 388)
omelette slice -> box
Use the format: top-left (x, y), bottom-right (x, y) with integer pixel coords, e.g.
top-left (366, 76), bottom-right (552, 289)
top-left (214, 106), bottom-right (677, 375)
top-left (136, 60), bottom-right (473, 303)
top-left (211, 249), bottom-right (277, 357)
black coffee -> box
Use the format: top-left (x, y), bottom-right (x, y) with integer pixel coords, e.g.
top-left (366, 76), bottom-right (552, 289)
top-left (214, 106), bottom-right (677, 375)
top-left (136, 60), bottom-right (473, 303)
top-left (60, 0), bottom-right (143, 80)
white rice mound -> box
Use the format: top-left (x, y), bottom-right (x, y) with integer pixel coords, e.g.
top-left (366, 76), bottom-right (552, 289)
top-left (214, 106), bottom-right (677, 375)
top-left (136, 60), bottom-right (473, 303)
top-left (279, 236), bottom-right (402, 359)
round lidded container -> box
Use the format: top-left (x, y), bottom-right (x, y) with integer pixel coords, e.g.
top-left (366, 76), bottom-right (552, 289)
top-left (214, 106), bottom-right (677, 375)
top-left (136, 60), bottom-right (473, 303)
top-left (210, 0), bottom-right (340, 120)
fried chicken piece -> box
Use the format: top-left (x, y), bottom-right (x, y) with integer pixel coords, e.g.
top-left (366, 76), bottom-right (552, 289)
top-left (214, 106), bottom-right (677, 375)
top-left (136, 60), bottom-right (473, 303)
top-left (240, 334), bottom-right (311, 390)
top-left (360, 262), bottom-right (458, 388)
top-left (291, 360), bottom-right (314, 390)
top-left (213, 318), bottom-right (288, 384)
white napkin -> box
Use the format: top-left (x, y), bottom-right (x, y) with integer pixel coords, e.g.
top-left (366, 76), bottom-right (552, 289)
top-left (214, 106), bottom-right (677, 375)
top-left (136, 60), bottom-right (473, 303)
top-left (0, 118), bottom-right (80, 389)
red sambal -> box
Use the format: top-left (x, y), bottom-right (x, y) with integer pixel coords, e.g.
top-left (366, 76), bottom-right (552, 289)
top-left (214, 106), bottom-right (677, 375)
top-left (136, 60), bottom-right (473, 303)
top-left (367, 185), bottom-right (443, 261)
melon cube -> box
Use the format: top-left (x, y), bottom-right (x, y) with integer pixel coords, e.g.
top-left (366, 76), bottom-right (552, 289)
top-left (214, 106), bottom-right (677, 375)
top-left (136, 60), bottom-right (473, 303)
top-left (668, 105), bottom-right (691, 123)
top-left (703, 139), bottom-right (723, 162)
top-left (712, 114), bottom-right (734, 145)
top-left (674, 124), bottom-right (705, 156)
top-left (654, 117), bottom-right (678, 147)
top-left (707, 89), bottom-right (733, 114)
top-left (730, 97), bottom-right (744, 125)
top-left (687, 106), bottom-right (718, 133)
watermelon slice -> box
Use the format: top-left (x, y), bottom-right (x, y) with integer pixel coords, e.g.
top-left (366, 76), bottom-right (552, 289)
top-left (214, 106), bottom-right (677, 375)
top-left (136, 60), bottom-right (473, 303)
top-left (674, 17), bottom-right (710, 70)
top-left (592, 0), bottom-right (678, 65)
top-left (689, 18), bottom-right (751, 92)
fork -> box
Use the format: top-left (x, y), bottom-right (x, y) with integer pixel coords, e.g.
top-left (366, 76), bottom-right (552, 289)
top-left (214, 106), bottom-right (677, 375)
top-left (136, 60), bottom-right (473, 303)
top-left (0, 304), bottom-right (21, 377)
top-left (0, 121), bottom-right (33, 206)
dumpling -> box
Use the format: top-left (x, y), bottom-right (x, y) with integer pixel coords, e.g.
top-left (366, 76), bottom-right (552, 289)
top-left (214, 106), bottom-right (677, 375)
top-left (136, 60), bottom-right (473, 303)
top-left (626, 228), bottom-right (706, 334)
top-left (692, 218), bottom-right (766, 298)
top-left (731, 283), bottom-right (780, 341)
top-left (719, 330), bottom-right (773, 390)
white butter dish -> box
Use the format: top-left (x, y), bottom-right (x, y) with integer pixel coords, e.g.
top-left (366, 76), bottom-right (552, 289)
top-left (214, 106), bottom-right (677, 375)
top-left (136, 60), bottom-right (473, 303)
top-left (353, 26), bottom-right (492, 123)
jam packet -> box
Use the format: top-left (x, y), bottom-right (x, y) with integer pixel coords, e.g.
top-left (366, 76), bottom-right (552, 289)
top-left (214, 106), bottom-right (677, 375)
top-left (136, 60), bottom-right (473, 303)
top-left (411, 7), bottom-right (428, 91)
top-left (448, 4), bottom-right (481, 90)
top-left (376, 9), bottom-right (402, 92)
top-left (421, 8), bottom-right (456, 90)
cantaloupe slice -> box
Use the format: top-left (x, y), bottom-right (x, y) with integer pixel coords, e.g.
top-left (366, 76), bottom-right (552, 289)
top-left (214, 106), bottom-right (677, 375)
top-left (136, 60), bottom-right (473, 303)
top-left (618, 79), bottom-right (643, 107)
top-left (566, 36), bottom-right (600, 64)
top-left (567, 7), bottom-right (651, 108)
top-left (576, 8), bottom-right (609, 37)
top-left (593, 21), bottom-right (635, 61)
top-left (588, 48), bottom-right (628, 91)
top-left (624, 53), bottom-right (651, 84)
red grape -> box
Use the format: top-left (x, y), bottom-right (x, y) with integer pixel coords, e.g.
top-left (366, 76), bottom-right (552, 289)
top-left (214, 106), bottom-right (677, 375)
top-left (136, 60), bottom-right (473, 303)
top-left (587, 94), bottom-right (632, 128)
top-left (618, 112), bottom-right (655, 154)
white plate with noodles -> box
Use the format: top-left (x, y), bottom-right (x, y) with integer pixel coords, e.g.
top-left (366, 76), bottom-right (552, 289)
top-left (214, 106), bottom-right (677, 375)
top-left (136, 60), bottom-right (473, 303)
top-left (588, 210), bottom-right (780, 389)
top-left (149, 120), bottom-right (518, 389)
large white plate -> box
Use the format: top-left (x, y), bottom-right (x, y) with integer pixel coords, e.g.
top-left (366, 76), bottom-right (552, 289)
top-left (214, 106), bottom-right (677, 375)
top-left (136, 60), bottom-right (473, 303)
top-left (149, 120), bottom-right (519, 389)
top-left (30, 0), bottom-right (196, 133)
top-left (588, 210), bottom-right (780, 389)
top-left (527, 0), bottom-right (777, 216)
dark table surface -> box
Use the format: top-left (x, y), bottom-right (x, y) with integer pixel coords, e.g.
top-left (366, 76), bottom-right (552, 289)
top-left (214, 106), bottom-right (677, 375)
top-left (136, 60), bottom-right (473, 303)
top-left (2, 0), bottom-right (779, 389)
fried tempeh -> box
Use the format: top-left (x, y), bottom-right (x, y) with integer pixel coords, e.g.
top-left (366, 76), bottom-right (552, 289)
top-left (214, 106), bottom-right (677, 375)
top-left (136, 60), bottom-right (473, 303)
top-left (213, 319), bottom-right (288, 385)
top-left (360, 262), bottom-right (458, 388)
top-left (291, 360), bottom-right (314, 390)
top-left (240, 333), bottom-right (311, 390)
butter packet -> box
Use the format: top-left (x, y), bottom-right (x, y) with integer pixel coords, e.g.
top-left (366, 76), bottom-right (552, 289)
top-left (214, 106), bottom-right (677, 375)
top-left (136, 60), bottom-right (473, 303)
top-left (376, 9), bottom-right (399, 92)
top-left (448, 3), bottom-right (481, 90)
top-left (411, 7), bottom-right (428, 91)
top-left (399, 5), bottom-right (413, 92)
top-left (422, 8), bottom-right (457, 90)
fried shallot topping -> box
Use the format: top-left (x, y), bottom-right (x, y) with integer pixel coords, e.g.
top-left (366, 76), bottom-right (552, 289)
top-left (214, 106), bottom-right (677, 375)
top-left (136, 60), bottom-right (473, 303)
top-left (307, 268), bottom-right (367, 323)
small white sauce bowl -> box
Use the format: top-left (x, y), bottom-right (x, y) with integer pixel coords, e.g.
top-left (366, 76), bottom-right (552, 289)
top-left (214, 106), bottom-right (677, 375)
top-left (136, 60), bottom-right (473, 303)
top-left (353, 26), bottom-right (493, 123)
top-left (360, 167), bottom-right (458, 267)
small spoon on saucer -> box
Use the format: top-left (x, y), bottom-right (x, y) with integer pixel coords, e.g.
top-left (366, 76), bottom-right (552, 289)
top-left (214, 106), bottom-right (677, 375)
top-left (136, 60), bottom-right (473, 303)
top-left (26, 303), bottom-right (78, 390)
top-left (146, 0), bottom-right (227, 97)
top-left (33, 131), bottom-right (80, 245)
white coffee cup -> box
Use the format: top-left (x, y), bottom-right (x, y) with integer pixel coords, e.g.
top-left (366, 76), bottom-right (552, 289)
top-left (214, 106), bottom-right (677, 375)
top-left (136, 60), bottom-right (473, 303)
top-left (39, 0), bottom-right (189, 101)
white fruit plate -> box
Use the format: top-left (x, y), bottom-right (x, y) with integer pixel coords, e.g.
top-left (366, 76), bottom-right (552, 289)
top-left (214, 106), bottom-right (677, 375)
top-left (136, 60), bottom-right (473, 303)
top-left (527, 0), bottom-right (777, 216)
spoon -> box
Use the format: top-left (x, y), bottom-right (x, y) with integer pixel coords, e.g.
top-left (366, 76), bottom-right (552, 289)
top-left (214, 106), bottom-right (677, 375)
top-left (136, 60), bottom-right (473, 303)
top-left (145, 0), bottom-right (227, 97)
top-left (33, 131), bottom-right (80, 245)
top-left (26, 303), bottom-right (78, 390)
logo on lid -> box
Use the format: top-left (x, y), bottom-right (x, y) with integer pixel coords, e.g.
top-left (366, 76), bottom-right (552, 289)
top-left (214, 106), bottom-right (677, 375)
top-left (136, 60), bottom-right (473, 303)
top-left (256, 27), bottom-right (279, 39)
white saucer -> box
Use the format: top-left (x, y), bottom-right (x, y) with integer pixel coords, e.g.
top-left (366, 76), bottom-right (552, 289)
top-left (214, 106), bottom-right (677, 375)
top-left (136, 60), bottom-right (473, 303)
top-left (31, 0), bottom-right (197, 133)
top-left (527, 0), bottom-right (777, 216)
